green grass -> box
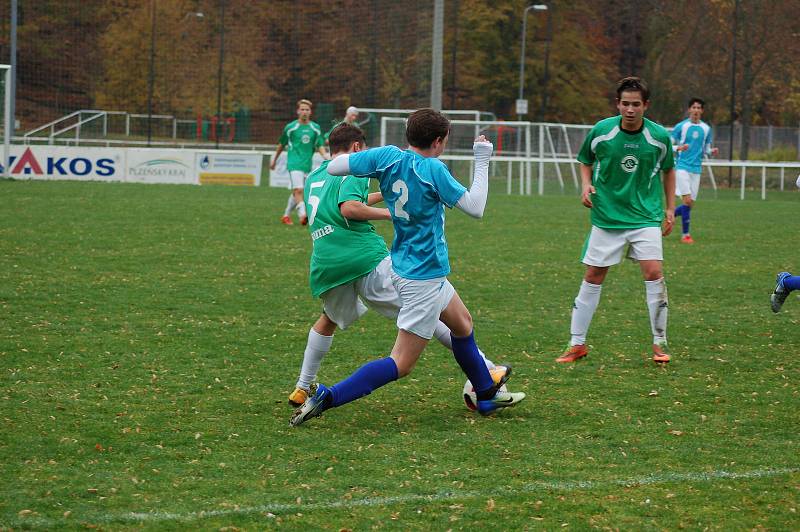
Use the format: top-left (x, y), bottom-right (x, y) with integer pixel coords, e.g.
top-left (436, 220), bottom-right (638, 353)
top-left (1, 179), bottom-right (798, 530)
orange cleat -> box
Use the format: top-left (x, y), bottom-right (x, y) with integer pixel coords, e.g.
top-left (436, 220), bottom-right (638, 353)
top-left (281, 215), bottom-right (293, 225)
top-left (652, 343), bottom-right (671, 364)
top-left (680, 235), bottom-right (694, 244)
top-left (300, 216), bottom-right (308, 226)
top-left (556, 344), bottom-right (588, 363)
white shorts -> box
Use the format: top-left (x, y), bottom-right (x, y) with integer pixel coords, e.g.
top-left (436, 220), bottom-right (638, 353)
top-left (391, 272), bottom-right (456, 340)
top-left (675, 169), bottom-right (700, 200)
top-left (289, 170), bottom-right (308, 190)
top-left (581, 226), bottom-right (663, 267)
top-left (321, 256), bottom-right (400, 329)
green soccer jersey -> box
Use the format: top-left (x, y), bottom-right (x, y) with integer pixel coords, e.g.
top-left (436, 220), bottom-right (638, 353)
top-left (577, 116), bottom-right (675, 229)
top-left (304, 160), bottom-right (389, 297)
top-left (278, 120), bottom-right (324, 172)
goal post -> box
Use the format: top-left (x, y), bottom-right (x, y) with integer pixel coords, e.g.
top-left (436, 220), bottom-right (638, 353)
top-left (0, 65), bottom-right (11, 178)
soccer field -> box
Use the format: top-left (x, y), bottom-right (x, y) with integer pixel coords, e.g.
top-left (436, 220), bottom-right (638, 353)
top-left (1, 179), bottom-right (798, 529)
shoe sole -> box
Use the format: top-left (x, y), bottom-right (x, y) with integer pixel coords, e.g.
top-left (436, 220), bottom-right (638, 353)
top-left (653, 357), bottom-right (671, 364)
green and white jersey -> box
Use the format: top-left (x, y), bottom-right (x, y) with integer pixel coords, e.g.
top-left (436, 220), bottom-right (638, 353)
top-left (577, 116), bottom-right (675, 229)
top-left (278, 120), bottom-right (324, 172)
top-left (304, 160), bottom-right (389, 297)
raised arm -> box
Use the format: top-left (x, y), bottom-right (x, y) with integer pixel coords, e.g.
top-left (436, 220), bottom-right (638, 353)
top-left (455, 136), bottom-right (493, 218)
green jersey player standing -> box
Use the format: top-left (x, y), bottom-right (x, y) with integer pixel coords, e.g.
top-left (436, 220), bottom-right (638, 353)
top-left (270, 99), bottom-right (328, 225)
top-left (557, 77), bottom-right (676, 365)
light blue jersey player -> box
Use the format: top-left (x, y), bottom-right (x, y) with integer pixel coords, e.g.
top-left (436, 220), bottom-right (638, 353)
top-left (670, 98), bottom-right (718, 243)
top-left (290, 109), bottom-right (525, 427)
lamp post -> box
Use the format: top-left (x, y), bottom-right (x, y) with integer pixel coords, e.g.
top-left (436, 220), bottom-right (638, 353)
top-left (538, 5), bottom-right (553, 122)
top-left (146, 0), bottom-right (156, 146)
top-left (516, 4), bottom-right (548, 154)
top-left (215, 0), bottom-right (226, 149)
top-left (517, 4), bottom-right (548, 119)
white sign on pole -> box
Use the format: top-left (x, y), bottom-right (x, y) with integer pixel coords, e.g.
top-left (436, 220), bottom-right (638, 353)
top-left (196, 152), bottom-right (263, 186)
top-left (516, 99), bottom-right (529, 115)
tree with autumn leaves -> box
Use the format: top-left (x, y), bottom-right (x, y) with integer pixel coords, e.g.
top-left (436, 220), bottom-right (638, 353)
top-left (1, 0), bottom-right (799, 153)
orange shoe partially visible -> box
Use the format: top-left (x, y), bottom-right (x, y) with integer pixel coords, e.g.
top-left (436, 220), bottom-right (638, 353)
top-left (680, 234), bottom-right (694, 244)
top-left (556, 344), bottom-right (588, 363)
top-left (652, 343), bottom-right (671, 364)
top-left (300, 216), bottom-right (308, 226)
top-left (281, 215), bottom-right (293, 225)
top-left (288, 387), bottom-right (309, 407)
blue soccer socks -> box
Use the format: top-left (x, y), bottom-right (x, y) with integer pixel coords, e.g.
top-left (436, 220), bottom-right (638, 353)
top-left (329, 357), bottom-right (399, 408)
top-left (675, 204), bottom-right (691, 235)
top-left (451, 331), bottom-right (495, 400)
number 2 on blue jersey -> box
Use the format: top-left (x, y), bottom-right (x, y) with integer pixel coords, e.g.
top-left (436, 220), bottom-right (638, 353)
top-left (392, 179), bottom-right (410, 220)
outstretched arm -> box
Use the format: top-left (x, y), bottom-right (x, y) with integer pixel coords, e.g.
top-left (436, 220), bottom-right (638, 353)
top-left (455, 136), bottom-right (493, 218)
top-left (328, 154), bottom-right (350, 176)
top-left (340, 200), bottom-right (391, 221)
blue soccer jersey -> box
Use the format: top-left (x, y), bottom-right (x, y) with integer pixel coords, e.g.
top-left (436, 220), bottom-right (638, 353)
top-left (348, 145), bottom-right (467, 280)
top-left (671, 119), bottom-right (713, 174)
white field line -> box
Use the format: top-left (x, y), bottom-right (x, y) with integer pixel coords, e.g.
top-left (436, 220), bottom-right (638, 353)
top-left (5, 467), bottom-right (798, 528)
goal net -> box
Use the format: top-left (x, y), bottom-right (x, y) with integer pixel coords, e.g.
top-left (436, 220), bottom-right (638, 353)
top-left (380, 116), bottom-right (592, 195)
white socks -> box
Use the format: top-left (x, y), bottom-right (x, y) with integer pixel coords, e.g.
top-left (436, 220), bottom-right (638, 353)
top-left (296, 197), bottom-right (307, 218)
top-left (645, 278), bottom-right (668, 345)
top-left (296, 328), bottom-right (333, 390)
top-left (432, 321), bottom-right (495, 369)
top-left (570, 280), bottom-right (602, 346)
top-left (285, 194), bottom-right (297, 216)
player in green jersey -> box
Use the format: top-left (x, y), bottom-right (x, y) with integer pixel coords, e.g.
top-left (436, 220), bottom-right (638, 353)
top-left (270, 99), bottom-right (328, 225)
top-left (557, 77), bottom-right (676, 364)
top-left (288, 123), bottom-right (506, 406)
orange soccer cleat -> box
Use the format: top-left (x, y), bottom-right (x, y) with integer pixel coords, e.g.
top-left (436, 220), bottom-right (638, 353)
top-left (680, 234), bottom-right (694, 244)
top-left (556, 344), bottom-right (588, 363)
top-left (281, 215), bottom-right (293, 225)
top-left (652, 343), bottom-right (671, 364)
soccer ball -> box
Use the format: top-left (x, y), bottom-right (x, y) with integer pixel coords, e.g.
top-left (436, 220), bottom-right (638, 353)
top-left (463, 379), bottom-right (508, 411)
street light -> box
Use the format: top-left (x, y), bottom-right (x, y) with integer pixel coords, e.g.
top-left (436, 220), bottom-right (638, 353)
top-left (147, 7), bottom-right (204, 146)
top-left (517, 4), bottom-right (548, 122)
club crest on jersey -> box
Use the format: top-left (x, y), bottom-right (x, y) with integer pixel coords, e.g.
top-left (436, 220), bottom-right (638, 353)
top-left (302, 134), bottom-right (311, 144)
top-left (692, 130), bottom-right (700, 139)
top-left (620, 155), bottom-right (639, 173)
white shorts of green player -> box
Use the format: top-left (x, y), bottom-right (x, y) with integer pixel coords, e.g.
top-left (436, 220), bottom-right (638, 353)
top-left (289, 256), bottom-right (499, 405)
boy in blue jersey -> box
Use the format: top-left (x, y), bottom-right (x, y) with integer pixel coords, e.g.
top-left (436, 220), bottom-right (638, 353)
top-left (671, 98), bottom-right (718, 244)
top-left (290, 109), bottom-right (525, 426)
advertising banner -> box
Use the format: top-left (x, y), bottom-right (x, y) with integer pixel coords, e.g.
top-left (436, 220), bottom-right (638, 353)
top-left (126, 149), bottom-right (197, 185)
top-left (2, 145), bottom-right (124, 181)
top-left (196, 152), bottom-right (263, 186)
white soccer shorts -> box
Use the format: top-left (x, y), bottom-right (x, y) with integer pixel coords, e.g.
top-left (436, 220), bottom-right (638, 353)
top-left (289, 170), bottom-right (308, 190)
top-left (675, 169), bottom-right (700, 200)
top-left (321, 257), bottom-right (401, 329)
top-left (581, 225), bottom-right (663, 267)
top-left (391, 272), bottom-right (456, 340)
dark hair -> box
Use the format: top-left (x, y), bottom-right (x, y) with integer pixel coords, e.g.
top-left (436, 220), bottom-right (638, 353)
top-left (616, 76), bottom-right (650, 102)
top-left (328, 123), bottom-right (366, 154)
top-left (405, 108), bottom-right (450, 149)
top-left (687, 97), bottom-right (705, 109)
